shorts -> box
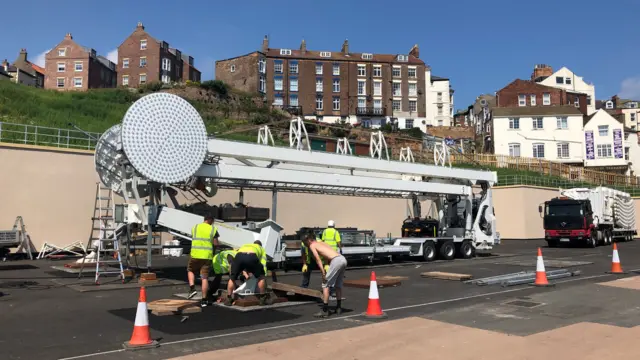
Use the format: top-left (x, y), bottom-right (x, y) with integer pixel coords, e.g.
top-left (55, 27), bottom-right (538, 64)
top-left (230, 252), bottom-right (264, 281)
top-left (187, 257), bottom-right (211, 279)
top-left (323, 255), bottom-right (347, 289)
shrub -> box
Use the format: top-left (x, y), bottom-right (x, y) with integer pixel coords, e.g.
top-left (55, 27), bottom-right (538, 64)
top-left (200, 80), bottom-right (229, 97)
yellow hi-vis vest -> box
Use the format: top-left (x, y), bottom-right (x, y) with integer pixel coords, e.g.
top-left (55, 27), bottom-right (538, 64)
top-left (238, 243), bottom-right (267, 275)
top-left (321, 228), bottom-right (340, 251)
top-left (213, 249), bottom-right (237, 275)
top-left (190, 223), bottom-right (218, 260)
top-left (302, 238), bottom-right (326, 265)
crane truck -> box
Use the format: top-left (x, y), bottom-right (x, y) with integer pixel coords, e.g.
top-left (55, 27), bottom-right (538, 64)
top-left (539, 187), bottom-right (637, 248)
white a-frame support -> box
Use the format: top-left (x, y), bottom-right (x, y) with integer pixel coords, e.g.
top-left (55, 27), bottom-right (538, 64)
top-left (399, 147), bottom-right (415, 162)
top-left (257, 125), bottom-right (275, 146)
top-left (434, 139), bottom-right (451, 168)
top-left (336, 137), bottom-right (353, 155)
top-left (370, 131), bottom-right (389, 160)
top-left (289, 117), bottom-right (310, 151)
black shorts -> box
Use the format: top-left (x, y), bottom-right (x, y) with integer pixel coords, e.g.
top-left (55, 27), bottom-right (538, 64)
top-left (230, 252), bottom-right (264, 281)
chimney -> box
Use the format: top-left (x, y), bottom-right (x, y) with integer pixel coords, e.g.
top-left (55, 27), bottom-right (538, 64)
top-left (18, 48), bottom-right (28, 62)
top-left (531, 64), bottom-right (553, 81)
top-left (409, 44), bottom-right (419, 58)
top-left (64, 33), bottom-right (73, 40)
top-left (341, 39), bottom-right (349, 54)
top-left (261, 35), bottom-right (269, 52)
top-left (2, 59), bottom-right (8, 71)
top-left (300, 39), bottom-right (306, 54)
top-left (137, 21), bottom-right (145, 30)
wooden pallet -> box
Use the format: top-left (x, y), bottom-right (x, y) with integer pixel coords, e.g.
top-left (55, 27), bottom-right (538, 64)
top-left (420, 271), bottom-right (473, 281)
top-left (148, 299), bottom-right (202, 316)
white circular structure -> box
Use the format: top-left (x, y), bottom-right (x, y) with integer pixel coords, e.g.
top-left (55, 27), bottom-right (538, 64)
top-left (121, 92), bottom-right (208, 184)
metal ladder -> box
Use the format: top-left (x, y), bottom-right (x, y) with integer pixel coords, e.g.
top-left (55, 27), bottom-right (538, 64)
top-left (78, 183), bottom-right (125, 284)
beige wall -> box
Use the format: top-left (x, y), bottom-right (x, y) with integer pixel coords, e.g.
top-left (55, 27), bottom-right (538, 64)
top-left (2, 144), bottom-right (639, 251)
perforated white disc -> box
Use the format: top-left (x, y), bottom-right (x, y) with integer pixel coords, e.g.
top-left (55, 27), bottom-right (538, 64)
top-left (121, 92), bottom-right (208, 184)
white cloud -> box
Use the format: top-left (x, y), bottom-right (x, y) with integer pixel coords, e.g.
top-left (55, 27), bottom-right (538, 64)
top-left (32, 49), bottom-right (51, 67)
top-left (106, 49), bottom-right (118, 64)
top-left (619, 77), bottom-right (640, 99)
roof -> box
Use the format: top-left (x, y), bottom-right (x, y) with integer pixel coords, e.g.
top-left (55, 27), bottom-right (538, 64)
top-left (492, 105), bottom-right (583, 117)
top-left (265, 48), bottom-right (427, 66)
top-left (27, 61), bottom-right (44, 75)
top-left (168, 48), bottom-right (200, 71)
top-left (0, 69), bottom-right (10, 78)
top-left (216, 51), bottom-right (262, 63)
top-left (431, 75), bottom-right (449, 81)
top-left (583, 109), bottom-right (626, 126)
top-left (500, 79), bottom-right (562, 93)
top-left (96, 55), bottom-right (115, 70)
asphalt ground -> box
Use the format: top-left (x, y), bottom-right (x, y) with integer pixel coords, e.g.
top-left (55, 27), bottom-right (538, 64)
top-left (1, 239), bottom-right (640, 360)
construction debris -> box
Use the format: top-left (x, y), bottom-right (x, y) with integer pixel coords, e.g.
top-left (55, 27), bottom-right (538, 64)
top-left (421, 271), bottom-right (473, 281)
top-left (147, 299), bottom-right (202, 316)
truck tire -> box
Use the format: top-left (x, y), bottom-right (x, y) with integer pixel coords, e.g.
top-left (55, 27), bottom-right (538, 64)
top-left (547, 240), bottom-right (558, 248)
top-left (439, 241), bottom-right (456, 261)
top-left (458, 241), bottom-right (475, 259)
top-left (422, 241), bottom-right (436, 262)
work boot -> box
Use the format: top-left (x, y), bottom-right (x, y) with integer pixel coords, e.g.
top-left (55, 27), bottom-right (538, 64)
top-left (187, 288), bottom-right (198, 299)
top-left (200, 298), bottom-right (210, 308)
top-left (313, 309), bottom-right (330, 318)
top-left (259, 294), bottom-right (273, 306)
top-left (335, 307), bottom-right (343, 315)
top-left (223, 296), bottom-right (233, 306)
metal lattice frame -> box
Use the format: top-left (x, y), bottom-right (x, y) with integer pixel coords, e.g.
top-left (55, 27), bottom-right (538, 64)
top-left (257, 125), bottom-right (275, 146)
top-left (434, 140), bottom-right (452, 168)
top-left (370, 131), bottom-right (389, 160)
top-left (399, 147), bottom-right (415, 162)
top-left (289, 117), bottom-right (310, 151)
top-left (336, 137), bottom-right (353, 155)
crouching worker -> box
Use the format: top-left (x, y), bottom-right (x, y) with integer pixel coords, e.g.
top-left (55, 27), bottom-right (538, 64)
top-left (225, 240), bottom-right (272, 306)
top-left (302, 232), bottom-right (347, 317)
top-left (209, 249), bottom-right (237, 300)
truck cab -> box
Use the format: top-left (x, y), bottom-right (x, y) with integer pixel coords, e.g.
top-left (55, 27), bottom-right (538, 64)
top-left (541, 197), bottom-right (594, 247)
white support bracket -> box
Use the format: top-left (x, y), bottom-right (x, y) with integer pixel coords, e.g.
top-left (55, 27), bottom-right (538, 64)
top-left (336, 137), bottom-right (353, 155)
top-left (434, 140), bottom-right (452, 168)
top-left (370, 131), bottom-right (389, 160)
top-left (257, 125), bottom-right (275, 146)
top-left (289, 117), bottom-right (310, 151)
top-left (399, 147), bottom-right (415, 162)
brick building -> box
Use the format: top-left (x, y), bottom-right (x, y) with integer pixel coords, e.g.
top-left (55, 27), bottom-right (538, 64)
top-left (117, 22), bottom-right (200, 88)
top-left (496, 79), bottom-right (588, 116)
top-left (215, 36), bottom-right (428, 128)
top-left (44, 33), bottom-right (117, 91)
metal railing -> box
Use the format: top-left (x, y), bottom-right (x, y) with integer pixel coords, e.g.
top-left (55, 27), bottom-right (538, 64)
top-left (497, 175), bottom-right (640, 196)
top-left (0, 121), bottom-right (102, 150)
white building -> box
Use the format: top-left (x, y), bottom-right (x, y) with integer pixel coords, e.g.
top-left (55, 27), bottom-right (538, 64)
top-left (492, 106), bottom-right (584, 163)
top-left (583, 109), bottom-right (628, 168)
top-left (424, 69), bottom-right (453, 128)
top-left (600, 97), bottom-right (639, 131)
top-left (537, 66), bottom-right (596, 115)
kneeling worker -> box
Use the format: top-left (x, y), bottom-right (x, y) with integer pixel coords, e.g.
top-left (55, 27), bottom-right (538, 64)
top-left (210, 248), bottom-right (237, 299)
top-left (225, 240), bottom-right (271, 306)
top-left (302, 232), bottom-right (348, 317)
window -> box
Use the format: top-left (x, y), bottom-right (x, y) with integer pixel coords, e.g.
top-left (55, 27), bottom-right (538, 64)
top-left (139, 57), bottom-right (147, 67)
top-left (574, 97), bottom-right (580, 107)
top-left (56, 78), bottom-right (64, 88)
top-left (626, 147), bottom-right (630, 161)
top-left (122, 75), bottom-right (129, 86)
top-left (57, 48), bottom-right (66, 56)
top-left (509, 117), bottom-right (520, 129)
top-left (598, 125), bottom-right (609, 136)
top-left (406, 119), bottom-right (414, 128)
top-left (438, 119), bottom-right (444, 126)
top-left (273, 95), bottom-right (283, 106)
top-left (74, 61), bottom-right (83, 72)
top-left (408, 68), bottom-right (416, 78)
top-left (631, 113), bottom-right (636, 122)
top-left (408, 83), bottom-right (417, 96)
top-left (289, 78), bottom-right (298, 92)
top-left (358, 97), bottom-right (366, 109)
top-left (532, 143), bottom-right (545, 158)
top-left (259, 59), bottom-right (266, 73)
top-left (437, 105), bottom-right (443, 115)
top-left (274, 77), bottom-right (283, 91)
top-left (290, 95), bottom-right (298, 107)
top-left (597, 144), bottom-right (612, 158)
top-left (274, 61), bottom-right (283, 73)
top-left (320, 51), bottom-right (331, 58)
top-left (373, 99), bottom-right (382, 109)
top-left (508, 143), bottom-right (521, 157)
top-left (358, 65), bottom-right (366, 76)
top-left (122, 58), bottom-right (129, 69)
top-left (280, 49), bottom-right (292, 55)
top-left (557, 143), bottom-right (570, 158)
top-left (316, 95), bottom-right (323, 110)
top-left (518, 94), bottom-right (526, 107)
top-left (316, 63), bottom-right (323, 75)
top-left (628, 102), bottom-right (638, 108)
top-left (605, 101), bottom-right (614, 109)
top-left (230, 64), bottom-right (236, 72)
top-left (373, 81), bottom-right (382, 96)
top-left (409, 100), bottom-right (417, 112)
top-left (259, 76), bottom-right (265, 93)
top-left (437, 92), bottom-right (442, 102)
top-left (392, 67), bottom-right (401, 77)
top-left (362, 120), bottom-right (371, 128)
top-left (587, 96), bottom-right (592, 106)
top-left (543, 93), bottom-right (551, 105)
top-left (316, 78), bottom-right (323, 92)
top-left (140, 40), bottom-right (147, 50)
top-left (362, 53), bottom-right (373, 60)
top-left (530, 94), bottom-right (536, 106)
top-left (161, 75), bottom-right (170, 84)
top-left (333, 79), bottom-right (340, 92)
top-left (532, 117), bottom-right (543, 130)
top-left (333, 96), bottom-right (340, 111)
top-left (373, 66), bottom-right (381, 77)
top-left (289, 62), bottom-right (298, 74)
top-left (556, 116), bottom-right (568, 129)
top-left (139, 74), bottom-right (147, 84)
top-left (57, 62), bottom-right (65, 72)
top-left (392, 82), bottom-right (401, 96)
top-left (397, 55), bottom-right (408, 62)
top-left (565, 77), bottom-right (572, 85)
top-left (162, 58), bottom-right (171, 71)
top-left (555, 76), bottom-right (563, 84)
top-left (358, 80), bottom-right (366, 95)
top-left (333, 64), bottom-right (340, 76)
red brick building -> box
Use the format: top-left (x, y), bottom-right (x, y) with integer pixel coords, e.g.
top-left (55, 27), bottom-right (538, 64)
top-left (44, 33), bottom-right (116, 91)
top-left (496, 79), bottom-right (588, 116)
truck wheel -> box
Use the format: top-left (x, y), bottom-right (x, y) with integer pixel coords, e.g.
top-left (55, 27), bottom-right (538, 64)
top-left (422, 241), bottom-right (436, 262)
top-left (439, 241), bottom-right (456, 261)
top-left (547, 240), bottom-right (558, 248)
top-left (458, 241), bottom-right (475, 259)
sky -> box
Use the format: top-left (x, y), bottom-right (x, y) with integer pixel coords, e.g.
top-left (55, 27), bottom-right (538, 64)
top-left (2, 0), bottom-right (640, 109)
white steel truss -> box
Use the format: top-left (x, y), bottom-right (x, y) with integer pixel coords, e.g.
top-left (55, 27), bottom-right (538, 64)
top-left (336, 137), bottom-right (353, 155)
top-left (289, 117), bottom-right (310, 151)
top-left (434, 139), bottom-right (452, 168)
top-left (257, 125), bottom-right (275, 146)
top-left (399, 147), bottom-right (415, 162)
top-left (369, 131), bottom-right (389, 160)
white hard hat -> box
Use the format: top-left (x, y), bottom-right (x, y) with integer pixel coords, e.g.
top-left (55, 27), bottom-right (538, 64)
top-left (328, 220), bottom-right (335, 227)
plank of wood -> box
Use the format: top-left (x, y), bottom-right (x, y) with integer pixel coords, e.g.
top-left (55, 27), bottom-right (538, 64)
top-left (148, 299), bottom-right (199, 311)
top-left (420, 271), bottom-right (473, 281)
top-left (234, 297), bottom-right (288, 307)
top-left (377, 276), bottom-right (409, 281)
top-left (344, 278), bottom-right (402, 289)
top-left (151, 306), bottom-right (202, 316)
top-left (270, 282), bottom-right (323, 299)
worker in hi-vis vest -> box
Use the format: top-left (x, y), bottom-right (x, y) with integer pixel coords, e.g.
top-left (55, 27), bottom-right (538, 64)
top-left (209, 249), bottom-right (238, 300)
top-left (225, 240), bottom-right (272, 306)
top-left (187, 214), bottom-right (220, 308)
top-left (300, 236), bottom-right (328, 288)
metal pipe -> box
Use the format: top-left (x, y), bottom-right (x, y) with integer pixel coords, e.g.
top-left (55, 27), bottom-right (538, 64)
top-left (501, 271), bottom-right (580, 287)
top-left (473, 269), bottom-right (571, 286)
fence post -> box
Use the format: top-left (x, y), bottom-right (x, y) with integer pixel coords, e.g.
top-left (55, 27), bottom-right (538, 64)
top-left (35, 126), bottom-right (38, 146)
top-left (23, 124), bottom-right (27, 144)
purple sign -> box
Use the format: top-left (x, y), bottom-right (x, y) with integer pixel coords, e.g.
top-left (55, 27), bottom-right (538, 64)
top-left (613, 129), bottom-right (623, 159)
top-left (585, 131), bottom-right (595, 160)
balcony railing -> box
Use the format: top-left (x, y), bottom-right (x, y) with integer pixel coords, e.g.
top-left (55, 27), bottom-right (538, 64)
top-left (356, 107), bottom-right (385, 116)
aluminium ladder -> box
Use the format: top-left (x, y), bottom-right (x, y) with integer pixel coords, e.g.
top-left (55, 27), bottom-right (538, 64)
top-left (78, 183), bottom-right (125, 284)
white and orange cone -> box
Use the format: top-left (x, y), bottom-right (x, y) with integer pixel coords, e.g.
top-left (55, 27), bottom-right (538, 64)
top-left (607, 243), bottom-right (626, 274)
top-left (363, 271), bottom-right (387, 319)
top-left (123, 287), bottom-right (159, 350)
top-left (532, 248), bottom-right (553, 287)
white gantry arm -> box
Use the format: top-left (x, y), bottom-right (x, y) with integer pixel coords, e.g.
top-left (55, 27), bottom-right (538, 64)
top-left (434, 139), bottom-right (452, 168)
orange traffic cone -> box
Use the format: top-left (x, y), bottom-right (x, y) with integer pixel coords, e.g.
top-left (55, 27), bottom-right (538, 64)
top-left (607, 243), bottom-right (626, 274)
top-left (532, 248), bottom-right (553, 287)
top-left (123, 287), bottom-right (159, 350)
top-left (363, 271), bottom-right (387, 319)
